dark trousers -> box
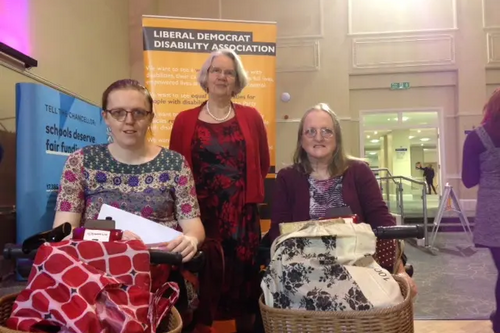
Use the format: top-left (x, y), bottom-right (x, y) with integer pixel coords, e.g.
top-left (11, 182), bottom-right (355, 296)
top-left (426, 179), bottom-right (437, 194)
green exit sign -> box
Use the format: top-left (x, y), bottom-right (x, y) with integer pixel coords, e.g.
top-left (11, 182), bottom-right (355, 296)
top-left (390, 82), bottom-right (410, 90)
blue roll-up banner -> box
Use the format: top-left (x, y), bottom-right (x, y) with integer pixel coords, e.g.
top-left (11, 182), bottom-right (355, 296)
top-left (16, 83), bottom-right (108, 245)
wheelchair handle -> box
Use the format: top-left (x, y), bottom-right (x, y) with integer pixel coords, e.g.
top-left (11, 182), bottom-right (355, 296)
top-left (12, 221), bottom-right (205, 269)
top-left (372, 225), bottom-right (425, 240)
top-left (21, 222), bottom-right (73, 254)
top-left (3, 243), bottom-right (204, 268)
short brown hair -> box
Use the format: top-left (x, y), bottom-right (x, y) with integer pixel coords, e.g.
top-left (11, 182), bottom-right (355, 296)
top-left (293, 103), bottom-right (356, 177)
top-left (102, 79), bottom-right (153, 112)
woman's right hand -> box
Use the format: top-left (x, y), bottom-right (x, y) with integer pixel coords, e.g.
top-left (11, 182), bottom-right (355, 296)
top-left (122, 230), bottom-right (143, 241)
top-left (397, 272), bottom-right (418, 300)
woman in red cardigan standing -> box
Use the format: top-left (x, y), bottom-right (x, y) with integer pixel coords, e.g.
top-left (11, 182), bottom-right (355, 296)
top-left (170, 48), bottom-right (270, 333)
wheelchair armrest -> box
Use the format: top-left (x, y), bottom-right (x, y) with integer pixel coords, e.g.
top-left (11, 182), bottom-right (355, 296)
top-left (182, 251), bottom-right (205, 273)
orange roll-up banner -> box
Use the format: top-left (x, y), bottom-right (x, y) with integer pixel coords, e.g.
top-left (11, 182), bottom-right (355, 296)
top-left (142, 16), bottom-right (277, 172)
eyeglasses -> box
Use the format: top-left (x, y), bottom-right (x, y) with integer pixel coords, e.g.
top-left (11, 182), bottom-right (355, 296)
top-left (209, 67), bottom-right (236, 78)
top-left (303, 128), bottom-right (335, 139)
top-left (106, 108), bottom-right (152, 122)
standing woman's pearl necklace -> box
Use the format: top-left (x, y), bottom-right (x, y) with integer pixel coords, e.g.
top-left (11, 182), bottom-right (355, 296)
top-left (206, 101), bottom-right (232, 122)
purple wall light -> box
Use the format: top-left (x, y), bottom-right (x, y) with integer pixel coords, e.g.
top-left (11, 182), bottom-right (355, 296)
top-left (0, 0), bottom-right (30, 55)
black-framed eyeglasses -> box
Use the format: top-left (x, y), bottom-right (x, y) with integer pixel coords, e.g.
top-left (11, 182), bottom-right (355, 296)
top-left (105, 108), bottom-right (152, 122)
top-left (208, 66), bottom-right (236, 78)
top-left (303, 128), bottom-right (335, 139)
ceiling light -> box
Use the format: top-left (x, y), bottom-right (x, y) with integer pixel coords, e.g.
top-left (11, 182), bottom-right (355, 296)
top-left (374, 131), bottom-right (378, 135)
top-left (421, 143), bottom-right (423, 146)
top-left (370, 139), bottom-right (379, 143)
top-left (409, 136), bottom-right (415, 139)
top-left (418, 130), bottom-right (421, 133)
top-left (367, 135), bottom-right (370, 138)
top-left (420, 138), bottom-right (430, 142)
top-left (369, 152), bottom-right (377, 155)
top-left (402, 117), bottom-right (409, 121)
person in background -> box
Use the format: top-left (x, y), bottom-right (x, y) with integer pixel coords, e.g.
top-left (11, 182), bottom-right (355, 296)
top-left (462, 88), bottom-right (500, 333)
top-left (416, 162), bottom-right (437, 194)
top-left (170, 49), bottom-right (270, 333)
top-left (269, 103), bottom-right (417, 297)
top-left (53, 79), bottom-right (206, 325)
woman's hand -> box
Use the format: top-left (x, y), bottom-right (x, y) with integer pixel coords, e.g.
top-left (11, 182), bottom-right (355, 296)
top-left (397, 272), bottom-right (418, 299)
top-left (163, 235), bottom-right (198, 262)
top-left (122, 230), bottom-right (143, 241)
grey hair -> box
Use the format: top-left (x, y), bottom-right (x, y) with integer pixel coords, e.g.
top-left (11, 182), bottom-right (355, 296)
top-left (293, 103), bottom-right (356, 177)
top-left (197, 48), bottom-right (249, 96)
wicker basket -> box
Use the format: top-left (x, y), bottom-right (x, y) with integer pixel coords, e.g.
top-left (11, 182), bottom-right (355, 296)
top-left (259, 275), bottom-right (413, 333)
top-left (0, 293), bottom-right (183, 333)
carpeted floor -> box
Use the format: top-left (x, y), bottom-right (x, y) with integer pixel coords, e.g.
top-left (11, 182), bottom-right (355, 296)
top-left (407, 232), bottom-right (497, 320)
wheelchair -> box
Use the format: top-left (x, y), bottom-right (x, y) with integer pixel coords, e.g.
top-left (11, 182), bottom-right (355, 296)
top-left (0, 222), bottom-right (205, 333)
top-left (254, 223), bottom-right (423, 333)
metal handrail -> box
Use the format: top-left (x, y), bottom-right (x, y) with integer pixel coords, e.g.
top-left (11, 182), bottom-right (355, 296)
top-left (371, 168), bottom-right (394, 178)
top-left (371, 168), bottom-right (399, 184)
top-left (394, 175), bottom-right (426, 186)
top-left (376, 175), bottom-right (429, 247)
top-left (1, 60), bottom-right (98, 107)
top-left (371, 168), bottom-right (401, 215)
top-left (376, 176), bottom-right (404, 218)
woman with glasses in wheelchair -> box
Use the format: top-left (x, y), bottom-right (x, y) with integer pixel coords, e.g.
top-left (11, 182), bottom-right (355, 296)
top-left (269, 103), bottom-right (417, 298)
top-left (52, 79), bottom-right (206, 325)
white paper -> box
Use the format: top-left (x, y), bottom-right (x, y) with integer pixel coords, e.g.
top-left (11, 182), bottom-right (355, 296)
top-left (97, 204), bottom-right (182, 245)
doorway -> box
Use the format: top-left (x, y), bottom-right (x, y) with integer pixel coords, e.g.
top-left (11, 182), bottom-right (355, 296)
top-left (360, 108), bottom-right (444, 218)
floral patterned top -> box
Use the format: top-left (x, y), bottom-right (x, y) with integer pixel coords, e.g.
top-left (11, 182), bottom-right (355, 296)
top-left (55, 144), bottom-right (200, 229)
top-left (308, 176), bottom-right (344, 220)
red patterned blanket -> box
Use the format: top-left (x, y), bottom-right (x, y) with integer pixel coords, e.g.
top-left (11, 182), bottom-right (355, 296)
top-left (6, 240), bottom-right (179, 333)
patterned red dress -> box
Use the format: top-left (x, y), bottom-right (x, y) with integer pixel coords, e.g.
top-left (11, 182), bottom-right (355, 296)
top-left (191, 118), bottom-right (261, 322)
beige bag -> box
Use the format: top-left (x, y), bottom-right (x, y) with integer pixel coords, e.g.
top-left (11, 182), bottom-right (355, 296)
top-left (261, 219), bottom-right (404, 311)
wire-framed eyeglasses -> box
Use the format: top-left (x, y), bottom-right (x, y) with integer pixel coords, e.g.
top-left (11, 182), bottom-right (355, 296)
top-left (105, 108), bottom-right (152, 122)
top-left (303, 128), bottom-right (335, 139)
top-left (209, 67), bottom-right (236, 78)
